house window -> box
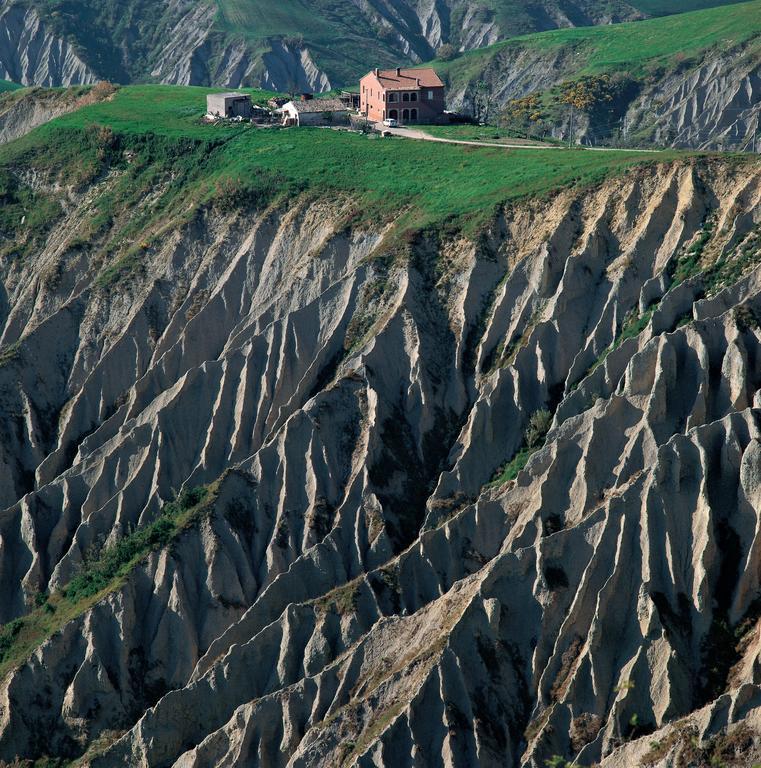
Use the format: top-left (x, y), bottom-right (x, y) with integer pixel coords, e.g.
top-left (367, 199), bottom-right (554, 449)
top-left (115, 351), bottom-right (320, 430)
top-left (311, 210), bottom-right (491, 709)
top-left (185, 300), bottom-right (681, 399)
top-left (402, 93), bottom-right (410, 102)
top-left (388, 92), bottom-right (397, 102)
top-left (410, 92), bottom-right (417, 102)
top-left (427, 90), bottom-right (434, 100)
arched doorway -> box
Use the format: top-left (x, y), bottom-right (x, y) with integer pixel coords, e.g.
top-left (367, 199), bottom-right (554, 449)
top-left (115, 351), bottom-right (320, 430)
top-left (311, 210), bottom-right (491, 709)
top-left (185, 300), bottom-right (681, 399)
top-left (402, 108), bottom-right (409, 122)
top-left (389, 109), bottom-right (398, 120)
top-left (410, 108), bottom-right (418, 122)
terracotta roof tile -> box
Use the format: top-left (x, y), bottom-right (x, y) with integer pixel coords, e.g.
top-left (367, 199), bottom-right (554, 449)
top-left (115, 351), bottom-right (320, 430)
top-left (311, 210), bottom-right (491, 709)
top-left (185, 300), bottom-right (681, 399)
top-left (373, 68), bottom-right (444, 89)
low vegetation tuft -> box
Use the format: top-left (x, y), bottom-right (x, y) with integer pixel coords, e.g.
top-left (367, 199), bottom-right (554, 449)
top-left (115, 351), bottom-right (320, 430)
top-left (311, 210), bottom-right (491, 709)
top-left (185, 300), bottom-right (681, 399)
top-left (489, 408), bottom-right (552, 486)
top-left (0, 484), bottom-right (216, 679)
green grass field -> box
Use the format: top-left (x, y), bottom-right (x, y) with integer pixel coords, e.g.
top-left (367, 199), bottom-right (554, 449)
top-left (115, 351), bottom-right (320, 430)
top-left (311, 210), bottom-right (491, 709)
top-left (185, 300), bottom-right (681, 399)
top-left (630, 0), bottom-right (742, 13)
top-left (0, 79), bottom-right (21, 93)
top-left (434, 0), bottom-right (761, 84)
top-left (0, 84), bottom-right (686, 235)
top-left (416, 124), bottom-right (561, 145)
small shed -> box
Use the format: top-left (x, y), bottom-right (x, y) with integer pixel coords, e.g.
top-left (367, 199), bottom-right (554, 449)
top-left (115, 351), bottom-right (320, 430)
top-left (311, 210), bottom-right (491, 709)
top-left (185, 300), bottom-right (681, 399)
top-left (280, 98), bottom-right (350, 127)
top-left (206, 93), bottom-right (253, 119)
top-left (339, 90), bottom-right (360, 109)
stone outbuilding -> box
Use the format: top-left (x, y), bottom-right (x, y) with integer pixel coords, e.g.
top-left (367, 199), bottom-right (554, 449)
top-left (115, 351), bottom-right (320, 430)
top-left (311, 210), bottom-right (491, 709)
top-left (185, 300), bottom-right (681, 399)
top-left (280, 98), bottom-right (351, 127)
top-left (206, 92), bottom-right (253, 119)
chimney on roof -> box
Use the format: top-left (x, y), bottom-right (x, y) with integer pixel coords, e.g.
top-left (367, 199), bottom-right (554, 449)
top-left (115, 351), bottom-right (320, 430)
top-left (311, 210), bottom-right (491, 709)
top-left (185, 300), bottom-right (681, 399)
top-left (396, 67), bottom-right (400, 76)
top-left (374, 68), bottom-right (379, 76)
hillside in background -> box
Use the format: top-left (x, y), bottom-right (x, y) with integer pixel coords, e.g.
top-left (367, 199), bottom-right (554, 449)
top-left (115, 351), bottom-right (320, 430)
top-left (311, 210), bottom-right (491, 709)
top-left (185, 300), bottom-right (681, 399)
top-left (0, 0), bottom-right (747, 92)
top-left (0, 83), bottom-right (758, 767)
top-left (433, 0), bottom-right (761, 149)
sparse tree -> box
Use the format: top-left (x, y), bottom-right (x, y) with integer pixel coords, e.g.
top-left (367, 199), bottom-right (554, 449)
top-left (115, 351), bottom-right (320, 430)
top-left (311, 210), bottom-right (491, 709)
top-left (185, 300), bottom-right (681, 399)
top-left (525, 408), bottom-right (552, 449)
top-left (499, 93), bottom-right (547, 139)
top-left (556, 74), bottom-right (631, 146)
top-left (437, 43), bottom-right (457, 61)
top-left (284, 76), bottom-right (300, 101)
top-left (467, 79), bottom-right (495, 124)
top-left (283, 34), bottom-right (304, 49)
top-left (356, 118), bottom-right (372, 134)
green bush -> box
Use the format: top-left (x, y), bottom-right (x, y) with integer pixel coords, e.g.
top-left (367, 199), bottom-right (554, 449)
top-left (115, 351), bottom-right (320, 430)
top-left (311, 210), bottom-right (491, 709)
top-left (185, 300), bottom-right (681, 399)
top-left (0, 618), bottom-right (24, 659)
top-left (437, 43), bottom-right (457, 61)
top-left (525, 408), bottom-right (552, 448)
top-left (65, 486), bottom-right (208, 602)
top-left (489, 408), bottom-right (553, 486)
top-left (0, 482), bottom-right (217, 681)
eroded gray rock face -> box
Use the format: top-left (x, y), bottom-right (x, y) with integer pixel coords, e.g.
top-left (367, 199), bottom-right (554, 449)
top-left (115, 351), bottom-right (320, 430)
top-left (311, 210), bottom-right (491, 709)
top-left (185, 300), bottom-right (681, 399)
top-left (0, 0), bottom-right (653, 93)
top-left (350, 0), bottom-right (645, 59)
top-left (0, 2), bottom-right (96, 86)
top-left (446, 43), bottom-right (761, 151)
top-left (146, 8), bottom-right (333, 92)
top-left (624, 51), bottom-right (761, 150)
top-left (0, 0), bottom-right (333, 92)
top-left (0, 159), bottom-right (760, 767)
top-left (0, 87), bottom-right (115, 145)
top-left (259, 42), bottom-right (332, 94)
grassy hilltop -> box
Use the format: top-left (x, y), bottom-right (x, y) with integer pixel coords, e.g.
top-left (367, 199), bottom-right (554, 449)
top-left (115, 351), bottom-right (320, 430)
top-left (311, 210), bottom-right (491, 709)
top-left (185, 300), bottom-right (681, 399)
top-left (0, 80), bottom-right (21, 94)
top-left (433, 0), bottom-right (761, 88)
top-left (0, 84), bottom-right (683, 245)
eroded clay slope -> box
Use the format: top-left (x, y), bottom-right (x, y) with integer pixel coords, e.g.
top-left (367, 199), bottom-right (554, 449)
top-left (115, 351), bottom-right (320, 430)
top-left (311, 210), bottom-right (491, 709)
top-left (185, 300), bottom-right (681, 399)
top-left (0, 158), bottom-right (759, 768)
top-left (446, 42), bottom-right (761, 151)
top-left (0, 2), bottom-right (95, 87)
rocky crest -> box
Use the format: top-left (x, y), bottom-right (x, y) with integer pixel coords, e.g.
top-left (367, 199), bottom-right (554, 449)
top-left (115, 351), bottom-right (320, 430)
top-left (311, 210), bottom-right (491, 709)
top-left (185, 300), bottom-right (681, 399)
top-left (0, 148), bottom-right (759, 767)
top-left (0, 0), bottom-right (333, 93)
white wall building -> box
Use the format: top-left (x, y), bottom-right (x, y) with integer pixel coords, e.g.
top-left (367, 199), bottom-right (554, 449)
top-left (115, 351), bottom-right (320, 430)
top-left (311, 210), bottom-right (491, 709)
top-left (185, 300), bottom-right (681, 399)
top-left (280, 98), bottom-right (350, 126)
